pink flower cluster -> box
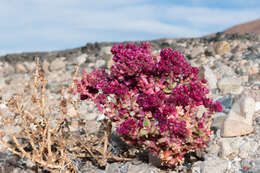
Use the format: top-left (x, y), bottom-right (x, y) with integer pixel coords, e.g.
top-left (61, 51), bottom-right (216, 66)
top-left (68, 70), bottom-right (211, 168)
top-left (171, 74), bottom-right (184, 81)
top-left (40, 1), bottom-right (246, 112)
top-left (75, 42), bottom-right (222, 166)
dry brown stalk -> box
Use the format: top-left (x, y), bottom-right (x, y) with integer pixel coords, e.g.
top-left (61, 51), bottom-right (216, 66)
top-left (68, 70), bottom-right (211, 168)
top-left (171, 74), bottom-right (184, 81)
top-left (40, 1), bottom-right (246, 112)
top-left (0, 57), bottom-right (132, 172)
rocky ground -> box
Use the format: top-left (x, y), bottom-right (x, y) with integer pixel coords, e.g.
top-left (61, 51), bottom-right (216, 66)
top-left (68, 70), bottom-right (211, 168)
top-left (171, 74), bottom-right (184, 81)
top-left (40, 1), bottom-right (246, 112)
top-left (0, 32), bottom-right (260, 173)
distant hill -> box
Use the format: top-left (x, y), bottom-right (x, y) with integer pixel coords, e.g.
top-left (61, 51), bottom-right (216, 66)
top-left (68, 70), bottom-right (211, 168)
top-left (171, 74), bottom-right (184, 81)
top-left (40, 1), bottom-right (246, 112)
top-left (223, 18), bottom-right (260, 34)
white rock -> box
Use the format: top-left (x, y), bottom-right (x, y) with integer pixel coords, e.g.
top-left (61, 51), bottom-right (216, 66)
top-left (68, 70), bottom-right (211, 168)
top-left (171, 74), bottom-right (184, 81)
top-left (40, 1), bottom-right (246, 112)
top-left (95, 59), bottom-right (106, 68)
top-left (219, 138), bottom-right (241, 159)
top-left (50, 57), bottom-right (66, 71)
top-left (228, 97), bottom-right (255, 125)
top-left (0, 78), bottom-right (6, 90)
top-left (76, 54), bottom-right (87, 64)
top-left (221, 120), bottom-right (254, 137)
top-left (198, 65), bottom-right (217, 89)
top-left (190, 47), bottom-right (204, 59)
top-left (255, 102), bottom-right (260, 112)
top-left (200, 158), bottom-right (229, 173)
top-left (217, 76), bottom-right (242, 94)
top-left (221, 97), bottom-right (255, 137)
top-left (101, 46), bottom-right (112, 55)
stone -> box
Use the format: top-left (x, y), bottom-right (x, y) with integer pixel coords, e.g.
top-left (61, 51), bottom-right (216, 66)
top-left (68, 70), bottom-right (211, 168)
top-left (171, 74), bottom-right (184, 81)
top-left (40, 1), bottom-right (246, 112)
top-left (212, 112), bottom-right (227, 130)
top-left (221, 120), bottom-right (253, 137)
top-left (42, 60), bottom-right (50, 73)
top-left (256, 116), bottom-right (260, 125)
top-left (219, 138), bottom-right (241, 159)
top-left (255, 102), bottom-right (260, 112)
top-left (23, 61), bottom-right (35, 72)
top-left (85, 120), bottom-right (100, 134)
top-left (76, 54), bottom-right (87, 64)
top-left (50, 57), bottom-right (66, 71)
top-left (200, 158), bottom-right (229, 173)
top-left (228, 97), bottom-right (255, 125)
top-left (216, 95), bottom-right (233, 111)
top-left (190, 47), bottom-right (204, 59)
top-left (105, 163), bottom-right (121, 173)
top-left (238, 141), bottom-right (255, 159)
top-left (213, 62), bottom-right (236, 80)
top-left (0, 78), bottom-right (6, 90)
top-left (217, 76), bottom-right (242, 94)
top-left (100, 46), bottom-right (112, 55)
top-left (95, 59), bottom-right (106, 68)
top-left (127, 163), bottom-right (158, 173)
top-left (198, 65), bottom-right (217, 89)
top-left (213, 41), bottom-right (230, 56)
top-left (205, 46), bottom-right (215, 56)
top-left (250, 159), bottom-right (260, 173)
top-left (15, 63), bottom-right (27, 73)
top-left (219, 139), bottom-right (233, 159)
top-left (1, 62), bottom-right (15, 76)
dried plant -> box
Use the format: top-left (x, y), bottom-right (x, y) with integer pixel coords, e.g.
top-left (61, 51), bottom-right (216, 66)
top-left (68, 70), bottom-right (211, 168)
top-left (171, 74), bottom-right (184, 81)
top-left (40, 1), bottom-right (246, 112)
top-left (0, 57), bottom-right (130, 172)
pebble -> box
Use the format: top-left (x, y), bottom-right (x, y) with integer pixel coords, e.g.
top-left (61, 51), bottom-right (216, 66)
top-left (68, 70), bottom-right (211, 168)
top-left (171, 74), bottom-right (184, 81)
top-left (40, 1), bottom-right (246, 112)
top-left (50, 57), bottom-right (66, 71)
top-left (221, 120), bottom-right (253, 137)
top-left (198, 65), bottom-right (217, 89)
top-left (200, 158), bottom-right (229, 173)
top-left (217, 76), bottom-right (243, 94)
top-left (190, 47), bottom-right (204, 59)
top-left (213, 41), bottom-right (230, 56)
top-left (76, 53), bottom-right (87, 64)
top-left (15, 63), bottom-right (27, 73)
top-left (95, 59), bottom-right (106, 68)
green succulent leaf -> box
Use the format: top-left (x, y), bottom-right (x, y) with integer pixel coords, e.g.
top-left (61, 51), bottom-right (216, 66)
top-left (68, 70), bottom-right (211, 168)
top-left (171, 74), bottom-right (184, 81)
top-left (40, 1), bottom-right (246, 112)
top-left (163, 87), bottom-right (172, 94)
top-left (143, 118), bottom-right (151, 127)
top-left (171, 82), bottom-right (177, 88)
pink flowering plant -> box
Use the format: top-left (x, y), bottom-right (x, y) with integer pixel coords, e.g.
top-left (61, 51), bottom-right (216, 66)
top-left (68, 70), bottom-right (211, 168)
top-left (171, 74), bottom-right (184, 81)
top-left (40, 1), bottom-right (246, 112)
top-left (75, 42), bottom-right (222, 167)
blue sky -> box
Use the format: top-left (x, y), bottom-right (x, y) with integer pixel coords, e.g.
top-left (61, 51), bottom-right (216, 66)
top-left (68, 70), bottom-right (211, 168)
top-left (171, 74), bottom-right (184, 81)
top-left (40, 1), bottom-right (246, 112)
top-left (0, 0), bottom-right (259, 55)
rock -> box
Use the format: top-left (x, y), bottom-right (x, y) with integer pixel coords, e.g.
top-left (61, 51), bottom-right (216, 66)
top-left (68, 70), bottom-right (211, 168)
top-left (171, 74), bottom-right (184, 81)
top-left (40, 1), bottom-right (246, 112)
top-left (205, 46), bottom-right (215, 56)
top-left (255, 102), bottom-right (260, 112)
top-left (213, 41), bottom-right (230, 56)
top-left (0, 78), bottom-right (6, 90)
top-left (23, 61), bottom-right (35, 72)
top-left (212, 112), bottom-right (227, 130)
top-left (85, 120), bottom-right (100, 134)
top-left (50, 57), bottom-right (66, 71)
top-left (200, 158), bottom-right (229, 173)
top-left (15, 63), bottom-right (27, 73)
top-left (221, 120), bottom-right (253, 137)
top-left (221, 97), bottom-right (255, 137)
top-left (216, 95), bottom-right (233, 111)
top-left (212, 62), bottom-right (236, 80)
top-left (105, 163), bottom-right (121, 173)
top-left (219, 138), bottom-right (241, 159)
top-left (76, 54), bottom-right (87, 64)
top-left (228, 97), bottom-right (255, 125)
top-left (190, 47), bottom-right (204, 59)
top-left (0, 62), bottom-right (14, 76)
top-left (42, 60), bottom-right (50, 73)
top-left (250, 159), bottom-right (260, 173)
top-left (217, 76), bottom-right (242, 94)
top-left (100, 46), bottom-right (112, 55)
top-left (95, 59), bottom-right (106, 68)
top-left (198, 65), bottom-right (217, 89)
top-left (256, 116), bottom-right (260, 125)
top-left (127, 163), bottom-right (158, 173)
top-left (238, 141), bottom-right (258, 159)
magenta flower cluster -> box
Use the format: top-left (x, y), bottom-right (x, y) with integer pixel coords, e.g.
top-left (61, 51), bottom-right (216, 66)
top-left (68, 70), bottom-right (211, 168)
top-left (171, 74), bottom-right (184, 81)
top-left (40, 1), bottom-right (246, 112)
top-left (75, 42), bottom-right (222, 166)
